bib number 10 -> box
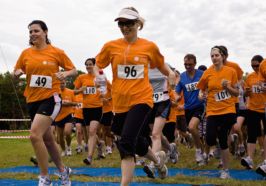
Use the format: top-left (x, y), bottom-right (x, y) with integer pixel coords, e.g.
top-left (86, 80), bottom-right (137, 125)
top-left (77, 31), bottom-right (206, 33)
top-left (30, 75), bottom-right (52, 89)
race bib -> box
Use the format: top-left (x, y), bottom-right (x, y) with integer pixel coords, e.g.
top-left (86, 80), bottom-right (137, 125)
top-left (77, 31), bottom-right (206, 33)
top-left (252, 85), bottom-right (262, 94)
top-left (83, 87), bottom-right (96, 95)
top-left (117, 65), bottom-right (144, 79)
top-left (30, 75), bottom-right (52, 89)
top-left (214, 90), bottom-right (231, 102)
top-left (153, 92), bottom-right (164, 103)
top-left (185, 82), bottom-right (198, 92)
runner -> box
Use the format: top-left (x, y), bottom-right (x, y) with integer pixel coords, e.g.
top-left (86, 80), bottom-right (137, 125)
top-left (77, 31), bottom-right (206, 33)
top-left (74, 58), bottom-right (103, 165)
top-left (197, 46), bottom-right (239, 179)
top-left (54, 80), bottom-right (76, 157)
top-left (13, 20), bottom-right (76, 186)
top-left (241, 55), bottom-right (266, 172)
top-left (175, 54), bottom-right (205, 165)
top-left (94, 7), bottom-right (175, 186)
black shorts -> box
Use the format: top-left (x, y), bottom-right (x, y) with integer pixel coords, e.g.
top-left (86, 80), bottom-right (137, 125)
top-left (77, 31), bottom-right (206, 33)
top-left (163, 122), bottom-right (176, 143)
top-left (73, 117), bottom-right (85, 126)
top-left (235, 103), bottom-right (240, 116)
top-left (148, 99), bottom-right (171, 124)
top-left (83, 107), bottom-right (102, 126)
top-left (27, 94), bottom-right (61, 121)
top-left (176, 115), bottom-right (187, 132)
top-left (54, 114), bottom-right (73, 128)
top-left (185, 105), bottom-right (204, 125)
top-left (238, 109), bottom-right (247, 118)
top-left (100, 111), bottom-right (114, 126)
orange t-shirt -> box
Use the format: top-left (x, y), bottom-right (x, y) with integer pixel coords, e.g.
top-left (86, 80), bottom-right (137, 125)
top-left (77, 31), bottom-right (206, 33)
top-left (224, 61), bottom-right (243, 81)
top-left (74, 74), bottom-right (103, 108)
top-left (55, 88), bottom-right (75, 122)
top-left (102, 81), bottom-right (113, 113)
top-left (259, 59), bottom-right (266, 81)
top-left (175, 91), bottom-right (185, 116)
top-left (197, 66), bottom-right (237, 116)
top-left (245, 72), bottom-right (266, 113)
top-left (96, 38), bottom-right (164, 113)
top-left (14, 45), bottom-right (75, 103)
top-left (73, 93), bottom-right (83, 119)
top-left (166, 89), bottom-right (177, 123)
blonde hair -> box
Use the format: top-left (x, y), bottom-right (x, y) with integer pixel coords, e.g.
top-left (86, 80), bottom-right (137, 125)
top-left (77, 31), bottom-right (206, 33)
top-left (125, 7), bottom-right (145, 30)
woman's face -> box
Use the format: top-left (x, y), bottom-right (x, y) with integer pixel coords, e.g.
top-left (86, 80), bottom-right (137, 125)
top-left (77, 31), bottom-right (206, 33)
top-left (85, 60), bottom-right (94, 73)
top-left (211, 48), bottom-right (224, 66)
top-left (117, 19), bottom-right (138, 40)
top-left (251, 60), bottom-right (260, 73)
top-left (29, 24), bottom-right (47, 46)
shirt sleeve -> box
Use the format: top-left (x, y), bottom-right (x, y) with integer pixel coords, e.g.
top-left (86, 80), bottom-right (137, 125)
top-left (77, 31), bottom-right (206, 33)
top-left (149, 42), bottom-right (164, 69)
top-left (175, 82), bottom-right (183, 94)
top-left (259, 60), bottom-right (266, 81)
top-left (14, 50), bottom-right (26, 72)
top-left (96, 42), bottom-right (111, 69)
top-left (58, 50), bottom-right (75, 71)
top-left (197, 71), bottom-right (207, 91)
top-left (74, 76), bottom-right (81, 89)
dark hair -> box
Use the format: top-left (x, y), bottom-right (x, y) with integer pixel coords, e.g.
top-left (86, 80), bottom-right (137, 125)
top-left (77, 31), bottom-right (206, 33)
top-left (198, 65), bottom-right (207, 71)
top-left (28, 20), bottom-right (51, 45)
top-left (184, 54), bottom-right (197, 64)
top-left (211, 46), bottom-right (227, 63)
top-left (219, 45), bottom-right (228, 57)
top-left (85, 58), bottom-right (96, 65)
top-left (251, 55), bottom-right (264, 63)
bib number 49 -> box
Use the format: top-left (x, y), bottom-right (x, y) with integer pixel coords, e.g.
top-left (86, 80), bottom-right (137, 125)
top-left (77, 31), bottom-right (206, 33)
top-left (30, 75), bottom-right (52, 89)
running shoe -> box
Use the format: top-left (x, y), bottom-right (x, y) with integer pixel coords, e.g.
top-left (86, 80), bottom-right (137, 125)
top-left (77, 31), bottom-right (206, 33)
top-left (58, 167), bottom-right (71, 186)
top-left (155, 151), bottom-right (168, 179)
top-left (83, 157), bottom-right (92, 165)
top-left (169, 143), bottom-right (178, 164)
top-left (220, 169), bottom-right (230, 179)
top-left (241, 156), bottom-right (254, 169)
top-left (38, 175), bottom-right (52, 186)
top-left (143, 163), bottom-right (155, 179)
top-left (256, 160), bottom-right (266, 177)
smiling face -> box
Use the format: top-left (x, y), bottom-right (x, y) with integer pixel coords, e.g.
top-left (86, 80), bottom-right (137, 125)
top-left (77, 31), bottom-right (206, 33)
top-left (251, 60), bottom-right (260, 73)
top-left (117, 18), bottom-right (139, 42)
top-left (85, 59), bottom-right (94, 73)
top-left (29, 24), bottom-right (47, 46)
top-left (211, 48), bottom-right (224, 67)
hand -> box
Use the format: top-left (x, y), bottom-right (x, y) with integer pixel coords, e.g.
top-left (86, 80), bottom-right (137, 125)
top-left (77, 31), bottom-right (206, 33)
top-left (244, 87), bottom-right (252, 96)
top-left (198, 90), bottom-right (207, 101)
top-left (12, 69), bottom-right (24, 78)
top-left (221, 79), bottom-right (230, 89)
top-left (55, 71), bottom-right (67, 81)
top-left (177, 105), bottom-right (184, 111)
top-left (168, 71), bottom-right (176, 89)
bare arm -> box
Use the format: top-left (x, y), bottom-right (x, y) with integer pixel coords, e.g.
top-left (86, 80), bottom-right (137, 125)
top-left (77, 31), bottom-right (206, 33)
top-left (55, 68), bottom-right (77, 81)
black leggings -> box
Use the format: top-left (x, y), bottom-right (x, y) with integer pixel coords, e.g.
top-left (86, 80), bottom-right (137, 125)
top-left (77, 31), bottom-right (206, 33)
top-left (246, 110), bottom-right (266, 143)
top-left (206, 113), bottom-right (236, 150)
top-left (163, 122), bottom-right (176, 143)
top-left (111, 104), bottom-right (151, 159)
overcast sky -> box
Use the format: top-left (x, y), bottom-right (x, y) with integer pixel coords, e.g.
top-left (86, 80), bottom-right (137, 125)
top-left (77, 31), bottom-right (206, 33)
top-left (1, 0), bottom-right (266, 80)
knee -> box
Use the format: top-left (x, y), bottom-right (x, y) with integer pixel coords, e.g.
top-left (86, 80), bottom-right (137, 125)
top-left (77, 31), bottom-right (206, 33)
top-left (30, 133), bottom-right (42, 144)
top-left (152, 131), bottom-right (161, 140)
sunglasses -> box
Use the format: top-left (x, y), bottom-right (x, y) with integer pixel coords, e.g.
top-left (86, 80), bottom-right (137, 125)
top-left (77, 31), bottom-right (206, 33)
top-left (184, 63), bottom-right (195, 66)
top-left (251, 64), bottom-right (259, 68)
top-left (118, 20), bottom-right (136, 28)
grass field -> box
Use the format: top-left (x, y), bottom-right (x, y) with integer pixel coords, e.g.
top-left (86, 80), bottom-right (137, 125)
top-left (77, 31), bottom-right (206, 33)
top-left (0, 131), bottom-right (265, 186)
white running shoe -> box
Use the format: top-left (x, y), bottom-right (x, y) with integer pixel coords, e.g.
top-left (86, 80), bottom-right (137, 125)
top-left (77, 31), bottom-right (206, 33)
top-left (38, 175), bottom-right (52, 186)
top-left (66, 147), bottom-right (72, 156)
top-left (169, 143), bottom-right (178, 164)
top-left (220, 169), bottom-right (230, 179)
top-left (241, 156), bottom-right (254, 169)
top-left (155, 151), bottom-right (168, 179)
top-left (195, 149), bottom-right (204, 165)
top-left (58, 167), bottom-right (71, 186)
top-left (256, 160), bottom-right (266, 177)
top-left (105, 146), bottom-right (112, 155)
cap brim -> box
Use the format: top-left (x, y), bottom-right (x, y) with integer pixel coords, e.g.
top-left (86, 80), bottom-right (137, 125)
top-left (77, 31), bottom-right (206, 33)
top-left (114, 14), bottom-right (138, 21)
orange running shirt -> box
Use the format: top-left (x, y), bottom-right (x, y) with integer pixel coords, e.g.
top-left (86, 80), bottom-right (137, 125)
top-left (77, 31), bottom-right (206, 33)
top-left (224, 61), bottom-right (243, 81)
top-left (55, 88), bottom-right (75, 122)
top-left (259, 59), bottom-right (266, 81)
top-left (74, 74), bottom-right (103, 108)
top-left (245, 72), bottom-right (266, 113)
top-left (96, 38), bottom-right (164, 113)
top-left (166, 89), bottom-right (177, 123)
top-left (197, 66), bottom-right (237, 116)
top-left (14, 45), bottom-right (75, 103)
top-left (102, 81), bottom-right (113, 113)
top-left (175, 91), bottom-right (185, 116)
top-left (73, 93), bottom-right (83, 119)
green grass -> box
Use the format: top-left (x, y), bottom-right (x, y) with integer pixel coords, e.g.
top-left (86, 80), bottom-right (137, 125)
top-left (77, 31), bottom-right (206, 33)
top-left (0, 134), bottom-right (265, 186)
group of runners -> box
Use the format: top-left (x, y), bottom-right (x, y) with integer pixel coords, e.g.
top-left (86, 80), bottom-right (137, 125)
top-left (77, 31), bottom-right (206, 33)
top-left (12, 6), bottom-right (266, 186)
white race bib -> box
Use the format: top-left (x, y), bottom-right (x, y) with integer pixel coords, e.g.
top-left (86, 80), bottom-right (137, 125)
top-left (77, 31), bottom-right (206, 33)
top-left (117, 65), bottom-right (144, 79)
top-left (30, 75), bottom-right (52, 89)
top-left (83, 87), bottom-right (96, 95)
top-left (214, 90), bottom-right (231, 102)
top-left (76, 103), bottom-right (83, 109)
top-left (153, 92), bottom-right (164, 103)
top-left (185, 82), bottom-right (198, 92)
top-left (252, 85), bottom-right (262, 94)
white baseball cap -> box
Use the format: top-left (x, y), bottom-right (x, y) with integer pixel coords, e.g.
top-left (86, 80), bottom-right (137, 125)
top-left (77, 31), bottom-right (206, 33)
top-left (114, 8), bottom-right (140, 21)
